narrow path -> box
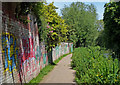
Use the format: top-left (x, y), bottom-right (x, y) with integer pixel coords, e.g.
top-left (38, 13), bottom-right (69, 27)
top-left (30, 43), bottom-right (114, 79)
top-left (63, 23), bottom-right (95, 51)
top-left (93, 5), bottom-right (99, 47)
top-left (40, 54), bottom-right (76, 84)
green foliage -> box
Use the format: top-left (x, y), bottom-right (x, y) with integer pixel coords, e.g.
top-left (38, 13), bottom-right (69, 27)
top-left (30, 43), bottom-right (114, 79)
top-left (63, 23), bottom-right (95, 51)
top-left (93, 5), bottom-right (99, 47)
top-left (95, 20), bottom-right (105, 47)
top-left (61, 2), bottom-right (98, 47)
top-left (96, 19), bottom-right (104, 31)
top-left (103, 2), bottom-right (120, 57)
top-left (41, 2), bottom-right (68, 50)
top-left (54, 53), bottom-right (71, 64)
top-left (72, 46), bottom-right (120, 84)
top-left (15, 2), bottom-right (48, 41)
top-left (15, 2), bottom-right (68, 51)
top-left (29, 64), bottom-right (55, 84)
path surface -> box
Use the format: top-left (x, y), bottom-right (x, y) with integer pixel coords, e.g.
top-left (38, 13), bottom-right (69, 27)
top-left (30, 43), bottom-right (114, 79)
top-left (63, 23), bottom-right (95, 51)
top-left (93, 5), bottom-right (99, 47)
top-left (40, 54), bottom-right (76, 84)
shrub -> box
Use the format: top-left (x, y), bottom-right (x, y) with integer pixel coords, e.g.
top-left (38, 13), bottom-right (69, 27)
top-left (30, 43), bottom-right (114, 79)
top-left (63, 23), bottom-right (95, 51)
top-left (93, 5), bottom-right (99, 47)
top-left (71, 46), bottom-right (120, 84)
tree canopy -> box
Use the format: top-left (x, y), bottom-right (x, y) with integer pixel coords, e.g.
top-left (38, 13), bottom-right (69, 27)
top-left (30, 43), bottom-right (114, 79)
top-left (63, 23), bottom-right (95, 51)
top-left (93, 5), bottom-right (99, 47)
top-left (103, 2), bottom-right (120, 57)
top-left (61, 2), bottom-right (98, 47)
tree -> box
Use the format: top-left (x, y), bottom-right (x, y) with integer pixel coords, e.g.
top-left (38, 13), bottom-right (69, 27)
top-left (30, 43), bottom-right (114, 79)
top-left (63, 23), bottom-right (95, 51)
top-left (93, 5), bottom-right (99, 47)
top-left (15, 2), bottom-right (68, 51)
top-left (40, 2), bottom-right (68, 50)
top-left (103, 2), bottom-right (120, 57)
top-left (95, 19), bottom-right (105, 47)
top-left (61, 2), bottom-right (98, 47)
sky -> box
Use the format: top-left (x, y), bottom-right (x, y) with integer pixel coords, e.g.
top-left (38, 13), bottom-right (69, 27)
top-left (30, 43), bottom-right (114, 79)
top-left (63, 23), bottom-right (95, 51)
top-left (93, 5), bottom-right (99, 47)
top-left (47, 0), bottom-right (110, 20)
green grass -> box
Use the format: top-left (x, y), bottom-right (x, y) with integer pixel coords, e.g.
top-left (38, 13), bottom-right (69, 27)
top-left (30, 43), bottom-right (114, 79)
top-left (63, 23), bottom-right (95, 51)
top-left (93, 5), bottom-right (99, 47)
top-left (28, 53), bottom-right (71, 84)
top-left (54, 53), bottom-right (71, 64)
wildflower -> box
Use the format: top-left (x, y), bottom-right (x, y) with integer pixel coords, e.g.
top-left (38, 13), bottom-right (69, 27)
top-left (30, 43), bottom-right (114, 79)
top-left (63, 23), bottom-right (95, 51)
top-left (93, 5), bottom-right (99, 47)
top-left (49, 31), bottom-right (53, 33)
top-left (48, 22), bottom-right (49, 24)
top-left (47, 25), bottom-right (50, 28)
top-left (97, 74), bottom-right (98, 76)
top-left (101, 76), bottom-right (103, 77)
top-left (51, 27), bottom-right (53, 29)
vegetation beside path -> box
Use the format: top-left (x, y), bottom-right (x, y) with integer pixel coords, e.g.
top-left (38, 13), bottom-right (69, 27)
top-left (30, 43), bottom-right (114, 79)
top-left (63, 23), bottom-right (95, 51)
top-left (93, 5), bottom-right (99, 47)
top-left (28, 53), bottom-right (71, 84)
top-left (71, 46), bottom-right (120, 84)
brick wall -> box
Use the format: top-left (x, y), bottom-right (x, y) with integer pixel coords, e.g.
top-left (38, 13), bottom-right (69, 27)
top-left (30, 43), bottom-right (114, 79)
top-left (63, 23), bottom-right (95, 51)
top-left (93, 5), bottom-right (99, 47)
top-left (1, 13), bottom-right (49, 83)
top-left (0, 2), bottom-right (73, 84)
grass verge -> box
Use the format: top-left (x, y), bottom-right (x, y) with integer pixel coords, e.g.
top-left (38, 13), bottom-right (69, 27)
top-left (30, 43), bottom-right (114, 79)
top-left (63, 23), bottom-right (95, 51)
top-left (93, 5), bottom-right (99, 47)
top-left (28, 53), bottom-right (71, 84)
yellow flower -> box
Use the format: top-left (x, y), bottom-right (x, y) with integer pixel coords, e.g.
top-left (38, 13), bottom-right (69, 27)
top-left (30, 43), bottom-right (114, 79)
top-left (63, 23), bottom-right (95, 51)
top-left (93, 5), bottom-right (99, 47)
top-left (101, 76), bottom-right (103, 77)
top-left (115, 79), bottom-right (117, 82)
top-left (97, 74), bottom-right (99, 76)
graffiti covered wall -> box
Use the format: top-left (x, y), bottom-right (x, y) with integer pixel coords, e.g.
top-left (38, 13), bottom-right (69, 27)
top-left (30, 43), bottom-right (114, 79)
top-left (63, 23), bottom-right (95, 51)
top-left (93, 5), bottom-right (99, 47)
top-left (0, 14), bottom-right (48, 83)
top-left (0, 5), bottom-right (73, 84)
top-left (52, 42), bottom-right (73, 62)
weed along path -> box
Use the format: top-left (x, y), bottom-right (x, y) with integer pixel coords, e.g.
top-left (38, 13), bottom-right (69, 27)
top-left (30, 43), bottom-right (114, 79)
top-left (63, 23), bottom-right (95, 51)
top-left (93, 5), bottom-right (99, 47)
top-left (40, 54), bottom-right (76, 83)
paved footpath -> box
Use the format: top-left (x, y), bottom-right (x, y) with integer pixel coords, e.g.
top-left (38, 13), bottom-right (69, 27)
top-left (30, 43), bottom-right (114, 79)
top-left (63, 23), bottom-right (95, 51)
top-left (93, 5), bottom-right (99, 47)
top-left (40, 54), bottom-right (76, 84)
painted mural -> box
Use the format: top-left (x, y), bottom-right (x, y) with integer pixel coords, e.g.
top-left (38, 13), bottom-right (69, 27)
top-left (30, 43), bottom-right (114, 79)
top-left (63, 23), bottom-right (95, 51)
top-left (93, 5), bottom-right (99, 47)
top-left (2, 33), bottom-right (18, 73)
top-left (52, 43), bottom-right (71, 62)
top-left (0, 14), bottom-right (73, 84)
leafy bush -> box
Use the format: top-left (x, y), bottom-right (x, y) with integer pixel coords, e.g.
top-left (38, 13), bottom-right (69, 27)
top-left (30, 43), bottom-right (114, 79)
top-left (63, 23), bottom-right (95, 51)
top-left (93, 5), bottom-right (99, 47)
top-left (103, 2), bottom-right (120, 57)
top-left (71, 46), bottom-right (120, 84)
